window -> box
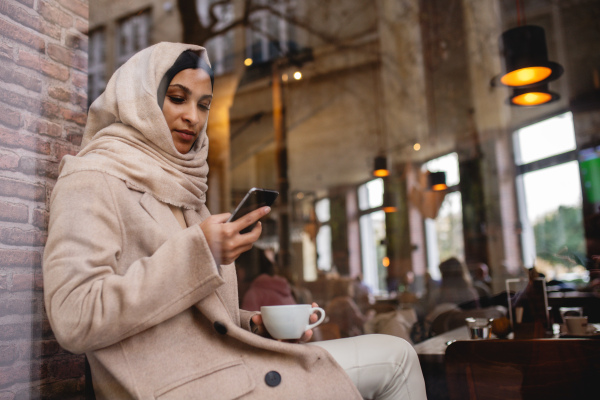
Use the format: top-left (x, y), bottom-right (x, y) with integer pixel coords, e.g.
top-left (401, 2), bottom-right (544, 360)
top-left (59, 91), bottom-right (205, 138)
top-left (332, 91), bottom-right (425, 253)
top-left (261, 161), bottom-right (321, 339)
top-left (116, 10), bottom-right (151, 68)
top-left (196, 0), bottom-right (235, 75)
top-left (358, 178), bottom-right (388, 293)
top-left (88, 28), bottom-right (106, 106)
top-left (246, 0), bottom-right (298, 63)
top-left (423, 152), bottom-right (463, 280)
top-left (315, 198), bottom-right (332, 271)
top-left (513, 112), bottom-right (585, 281)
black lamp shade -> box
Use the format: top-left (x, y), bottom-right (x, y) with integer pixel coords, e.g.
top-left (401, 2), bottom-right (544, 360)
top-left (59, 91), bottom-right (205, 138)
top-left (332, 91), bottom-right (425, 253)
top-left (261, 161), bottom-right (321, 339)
top-left (493, 25), bottom-right (563, 88)
top-left (382, 190), bottom-right (398, 213)
top-left (429, 171), bottom-right (447, 191)
top-left (508, 82), bottom-right (560, 106)
top-left (373, 155), bottom-right (389, 177)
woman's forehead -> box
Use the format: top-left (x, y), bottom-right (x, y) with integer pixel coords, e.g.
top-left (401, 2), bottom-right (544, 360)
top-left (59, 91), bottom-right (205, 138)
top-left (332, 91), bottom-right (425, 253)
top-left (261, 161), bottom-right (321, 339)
top-left (169, 68), bottom-right (212, 93)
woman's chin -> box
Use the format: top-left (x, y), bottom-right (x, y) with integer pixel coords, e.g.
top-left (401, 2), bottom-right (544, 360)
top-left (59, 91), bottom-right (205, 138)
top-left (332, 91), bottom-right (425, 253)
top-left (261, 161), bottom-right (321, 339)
top-left (174, 143), bottom-right (193, 154)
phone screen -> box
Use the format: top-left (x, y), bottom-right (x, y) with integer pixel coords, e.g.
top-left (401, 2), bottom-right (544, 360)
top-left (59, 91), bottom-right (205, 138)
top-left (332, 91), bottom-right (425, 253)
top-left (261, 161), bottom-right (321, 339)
top-left (227, 188), bottom-right (278, 233)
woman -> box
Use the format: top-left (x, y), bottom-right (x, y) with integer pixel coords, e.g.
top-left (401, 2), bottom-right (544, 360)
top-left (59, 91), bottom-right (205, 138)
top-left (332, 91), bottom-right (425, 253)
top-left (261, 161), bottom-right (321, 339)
top-left (43, 42), bottom-right (426, 399)
top-left (436, 257), bottom-right (480, 307)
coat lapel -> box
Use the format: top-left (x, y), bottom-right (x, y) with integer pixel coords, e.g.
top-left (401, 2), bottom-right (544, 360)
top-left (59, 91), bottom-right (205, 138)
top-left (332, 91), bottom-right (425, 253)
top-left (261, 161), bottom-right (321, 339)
top-left (139, 192), bottom-right (182, 235)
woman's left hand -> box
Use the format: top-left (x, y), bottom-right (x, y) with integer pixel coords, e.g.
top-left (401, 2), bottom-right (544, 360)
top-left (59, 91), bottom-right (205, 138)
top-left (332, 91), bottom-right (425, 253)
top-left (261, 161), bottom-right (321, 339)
top-left (250, 302), bottom-right (319, 343)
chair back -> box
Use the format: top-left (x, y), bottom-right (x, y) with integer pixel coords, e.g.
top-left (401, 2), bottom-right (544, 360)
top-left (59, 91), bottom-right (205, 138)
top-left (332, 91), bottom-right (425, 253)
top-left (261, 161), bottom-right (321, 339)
top-left (310, 322), bottom-right (341, 342)
top-left (445, 338), bottom-right (600, 400)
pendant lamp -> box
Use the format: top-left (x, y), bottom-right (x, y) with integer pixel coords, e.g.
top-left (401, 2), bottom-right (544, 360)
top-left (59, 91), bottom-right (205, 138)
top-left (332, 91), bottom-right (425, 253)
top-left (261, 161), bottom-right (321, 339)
top-left (508, 82), bottom-right (560, 106)
top-left (492, 25), bottom-right (563, 89)
top-left (428, 171), bottom-right (447, 191)
top-left (373, 155), bottom-right (390, 177)
top-left (382, 189), bottom-right (398, 213)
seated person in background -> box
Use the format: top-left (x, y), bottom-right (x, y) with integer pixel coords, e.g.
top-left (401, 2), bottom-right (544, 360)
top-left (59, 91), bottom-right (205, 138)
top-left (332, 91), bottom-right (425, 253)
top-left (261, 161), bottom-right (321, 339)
top-left (468, 262), bottom-right (493, 306)
top-left (326, 295), bottom-right (367, 338)
top-left (435, 257), bottom-right (480, 307)
top-left (352, 274), bottom-right (372, 315)
top-left (364, 306), bottom-right (417, 345)
top-left (241, 248), bottom-right (296, 311)
top-left (323, 278), bottom-right (371, 338)
top-left (290, 281), bottom-right (314, 305)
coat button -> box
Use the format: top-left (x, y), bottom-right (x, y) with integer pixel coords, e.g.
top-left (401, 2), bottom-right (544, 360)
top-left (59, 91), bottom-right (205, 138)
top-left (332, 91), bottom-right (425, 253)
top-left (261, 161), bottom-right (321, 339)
top-left (264, 371), bottom-right (281, 387)
top-left (213, 321), bottom-right (227, 335)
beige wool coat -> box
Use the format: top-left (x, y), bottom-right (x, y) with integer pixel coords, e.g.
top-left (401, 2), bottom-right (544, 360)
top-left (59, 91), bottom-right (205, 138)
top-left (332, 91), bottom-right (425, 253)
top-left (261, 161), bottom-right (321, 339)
top-left (42, 43), bottom-right (362, 400)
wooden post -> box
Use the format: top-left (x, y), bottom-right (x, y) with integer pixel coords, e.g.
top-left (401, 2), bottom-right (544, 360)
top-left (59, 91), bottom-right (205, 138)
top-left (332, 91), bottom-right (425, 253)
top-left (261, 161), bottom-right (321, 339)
top-left (272, 61), bottom-right (291, 273)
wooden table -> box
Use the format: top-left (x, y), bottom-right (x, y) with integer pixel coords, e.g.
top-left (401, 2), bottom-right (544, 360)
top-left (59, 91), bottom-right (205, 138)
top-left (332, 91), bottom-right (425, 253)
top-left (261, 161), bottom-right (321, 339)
top-left (414, 326), bottom-right (470, 360)
top-left (413, 324), bottom-right (600, 400)
top-left (414, 326), bottom-right (470, 400)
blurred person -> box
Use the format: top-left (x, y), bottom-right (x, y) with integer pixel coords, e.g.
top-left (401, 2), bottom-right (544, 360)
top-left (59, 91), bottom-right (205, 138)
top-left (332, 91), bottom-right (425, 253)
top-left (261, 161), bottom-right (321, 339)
top-left (435, 257), bottom-right (480, 307)
top-left (43, 43), bottom-right (427, 400)
top-left (325, 295), bottom-right (368, 338)
top-left (468, 262), bottom-right (493, 306)
top-left (241, 248), bottom-right (296, 311)
top-left (324, 278), bottom-right (369, 338)
top-left (352, 274), bottom-right (373, 315)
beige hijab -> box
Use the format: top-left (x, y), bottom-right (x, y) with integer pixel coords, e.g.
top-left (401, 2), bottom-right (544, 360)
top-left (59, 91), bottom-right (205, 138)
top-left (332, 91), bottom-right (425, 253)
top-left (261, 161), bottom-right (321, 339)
top-left (59, 42), bottom-right (211, 211)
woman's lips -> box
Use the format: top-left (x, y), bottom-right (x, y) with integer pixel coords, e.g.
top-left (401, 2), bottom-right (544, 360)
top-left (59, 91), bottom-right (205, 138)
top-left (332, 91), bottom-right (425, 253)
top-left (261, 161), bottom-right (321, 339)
top-left (176, 130), bottom-right (196, 140)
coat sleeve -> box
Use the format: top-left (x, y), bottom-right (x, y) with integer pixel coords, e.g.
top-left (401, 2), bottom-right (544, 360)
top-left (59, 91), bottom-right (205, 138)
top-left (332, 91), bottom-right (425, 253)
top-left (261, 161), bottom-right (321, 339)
top-left (43, 172), bottom-right (225, 354)
top-left (238, 309), bottom-right (259, 331)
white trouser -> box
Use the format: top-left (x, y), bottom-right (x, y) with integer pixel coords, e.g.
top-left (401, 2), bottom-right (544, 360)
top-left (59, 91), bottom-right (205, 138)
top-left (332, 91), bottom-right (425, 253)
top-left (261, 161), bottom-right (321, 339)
top-left (311, 334), bottom-right (427, 400)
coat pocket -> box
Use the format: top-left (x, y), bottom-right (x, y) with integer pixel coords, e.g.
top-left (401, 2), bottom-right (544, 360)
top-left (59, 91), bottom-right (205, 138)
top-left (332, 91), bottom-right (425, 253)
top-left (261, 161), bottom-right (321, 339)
top-left (154, 360), bottom-right (255, 400)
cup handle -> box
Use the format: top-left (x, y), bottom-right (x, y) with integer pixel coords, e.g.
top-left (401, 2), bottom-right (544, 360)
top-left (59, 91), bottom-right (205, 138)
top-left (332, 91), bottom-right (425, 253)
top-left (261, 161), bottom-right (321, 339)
top-left (306, 307), bottom-right (326, 331)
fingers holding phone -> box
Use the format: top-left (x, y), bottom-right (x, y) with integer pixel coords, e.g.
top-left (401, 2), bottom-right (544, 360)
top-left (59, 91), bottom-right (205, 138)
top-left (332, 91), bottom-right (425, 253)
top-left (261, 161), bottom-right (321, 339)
top-left (200, 210), bottom-right (267, 265)
top-left (227, 188), bottom-right (278, 234)
top-left (231, 206), bottom-right (271, 236)
top-left (200, 188), bottom-right (277, 265)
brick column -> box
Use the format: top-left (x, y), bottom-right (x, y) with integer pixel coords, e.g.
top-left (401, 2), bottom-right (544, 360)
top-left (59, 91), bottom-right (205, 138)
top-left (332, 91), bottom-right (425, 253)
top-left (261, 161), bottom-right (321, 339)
top-left (0, 1), bottom-right (89, 398)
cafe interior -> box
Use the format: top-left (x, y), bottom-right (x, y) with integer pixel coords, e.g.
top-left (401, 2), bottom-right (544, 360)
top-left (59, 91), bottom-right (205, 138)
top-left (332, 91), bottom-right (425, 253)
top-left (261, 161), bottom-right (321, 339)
top-left (86, 0), bottom-right (600, 398)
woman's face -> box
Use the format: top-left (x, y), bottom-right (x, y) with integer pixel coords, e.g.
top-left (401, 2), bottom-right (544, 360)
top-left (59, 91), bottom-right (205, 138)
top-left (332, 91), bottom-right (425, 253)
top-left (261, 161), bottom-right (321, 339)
top-left (162, 68), bottom-right (213, 154)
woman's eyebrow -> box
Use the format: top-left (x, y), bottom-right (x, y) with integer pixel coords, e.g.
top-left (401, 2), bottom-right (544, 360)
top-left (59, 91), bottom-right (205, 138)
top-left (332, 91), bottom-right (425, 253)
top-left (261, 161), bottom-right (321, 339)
top-left (167, 84), bottom-right (191, 95)
top-left (167, 84), bottom-right (212, 100)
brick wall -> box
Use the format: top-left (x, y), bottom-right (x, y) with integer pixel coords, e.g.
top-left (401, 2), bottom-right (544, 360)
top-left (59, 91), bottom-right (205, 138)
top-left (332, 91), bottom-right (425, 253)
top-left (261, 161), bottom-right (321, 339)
top-left (0, 1), bottom-right (88, 399)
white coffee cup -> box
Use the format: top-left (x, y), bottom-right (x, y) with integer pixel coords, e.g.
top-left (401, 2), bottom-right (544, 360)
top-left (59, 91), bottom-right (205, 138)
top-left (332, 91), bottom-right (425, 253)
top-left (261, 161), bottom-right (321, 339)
top-left (260, 304), bottom-right (326, 340)
top-left (564, 316), bottom-right (588, 335)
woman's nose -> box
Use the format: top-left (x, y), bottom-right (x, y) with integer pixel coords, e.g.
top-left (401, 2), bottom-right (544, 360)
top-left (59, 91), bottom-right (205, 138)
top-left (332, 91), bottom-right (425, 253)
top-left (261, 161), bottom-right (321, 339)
top-left (183, 105), bottom-right (199, 125)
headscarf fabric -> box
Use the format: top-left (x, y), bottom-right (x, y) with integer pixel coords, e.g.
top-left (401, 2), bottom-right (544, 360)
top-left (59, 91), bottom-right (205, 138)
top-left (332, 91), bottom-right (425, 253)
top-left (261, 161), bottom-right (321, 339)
top-left (59, 42), bottom-right (212, 211)
top-left (157, 50), bottom-right (214, 109)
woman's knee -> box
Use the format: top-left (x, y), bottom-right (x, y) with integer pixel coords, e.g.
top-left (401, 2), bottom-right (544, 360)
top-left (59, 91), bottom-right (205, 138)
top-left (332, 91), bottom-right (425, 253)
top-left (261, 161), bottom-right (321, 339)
top-left (366, 334), bottom-right (419, 366)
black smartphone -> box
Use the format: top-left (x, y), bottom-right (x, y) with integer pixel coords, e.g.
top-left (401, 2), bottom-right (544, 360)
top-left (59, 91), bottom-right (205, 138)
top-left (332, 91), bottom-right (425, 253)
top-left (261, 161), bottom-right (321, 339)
top-left (227, 188), bottom-right (279, 233)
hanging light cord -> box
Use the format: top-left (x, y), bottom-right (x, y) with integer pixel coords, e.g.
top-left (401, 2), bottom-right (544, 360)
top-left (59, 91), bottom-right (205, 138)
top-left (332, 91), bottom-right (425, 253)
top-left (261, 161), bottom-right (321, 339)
top-left (515, 0), bottom-right (527, 26)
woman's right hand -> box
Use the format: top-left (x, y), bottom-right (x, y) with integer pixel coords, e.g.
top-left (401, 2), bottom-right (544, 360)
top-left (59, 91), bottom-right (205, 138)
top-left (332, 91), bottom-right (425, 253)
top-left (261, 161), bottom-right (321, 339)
top-left (199, 206), bottom-right (270, 265)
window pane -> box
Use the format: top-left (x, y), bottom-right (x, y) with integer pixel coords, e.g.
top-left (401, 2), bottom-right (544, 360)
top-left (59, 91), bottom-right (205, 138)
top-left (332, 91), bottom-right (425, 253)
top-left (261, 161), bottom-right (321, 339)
top-left (425, 191), bottom-right (465, 280)
top-left (116, 11), bottom-right (150, 67)
top-left (519, 161), bottom-right (585, 280)
top-left (514, 112), bottom-right (576, 165)
top-left (358, 178), bottom-right (383, 210)
top-left (315, 198), bottom-right (330, 222)
top-left (316, 224), bottom-right (332, 271)
top-left (360, 210), bottom-right (387, 293)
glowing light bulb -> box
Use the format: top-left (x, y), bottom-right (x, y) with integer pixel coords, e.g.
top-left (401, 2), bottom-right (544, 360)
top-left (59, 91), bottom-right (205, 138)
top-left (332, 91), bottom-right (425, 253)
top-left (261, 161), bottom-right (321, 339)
top-left (244, 58), bottom-right (253, 66)
top-left (512, 91), bottom-right (553, 106)
top-left (501, 66), bottom-right (552, 87)
top-left (293, 71), bottom-right (302, 80)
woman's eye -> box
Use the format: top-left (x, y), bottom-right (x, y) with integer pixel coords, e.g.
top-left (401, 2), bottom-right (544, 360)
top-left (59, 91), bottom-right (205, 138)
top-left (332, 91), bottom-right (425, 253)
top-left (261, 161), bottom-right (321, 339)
top-left (168, 96), bottom-right (185, 104)
top-left (198, 103), bottom-right (211, 111)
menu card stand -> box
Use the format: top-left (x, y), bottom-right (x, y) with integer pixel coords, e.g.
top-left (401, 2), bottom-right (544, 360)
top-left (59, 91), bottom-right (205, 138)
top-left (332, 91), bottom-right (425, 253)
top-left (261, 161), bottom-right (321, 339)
top-left (506, 277), bottom-right (550, 339)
